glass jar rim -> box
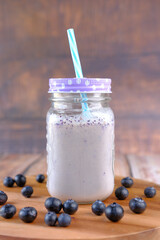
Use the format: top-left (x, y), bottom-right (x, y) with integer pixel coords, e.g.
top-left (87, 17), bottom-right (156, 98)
top-left (48, 78), bottom-right (112, 93)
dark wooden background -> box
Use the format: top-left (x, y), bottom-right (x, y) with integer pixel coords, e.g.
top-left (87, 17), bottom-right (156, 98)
top-left (0, 0), bottom-right (160, 154)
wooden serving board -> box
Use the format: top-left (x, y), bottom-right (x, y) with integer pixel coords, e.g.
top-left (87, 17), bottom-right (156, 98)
top-left (0, 176), bottom-right (160, 240)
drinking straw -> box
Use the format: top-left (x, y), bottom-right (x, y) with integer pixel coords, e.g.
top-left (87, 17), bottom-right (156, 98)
top-left (67, 28), bottom-right (89, 112)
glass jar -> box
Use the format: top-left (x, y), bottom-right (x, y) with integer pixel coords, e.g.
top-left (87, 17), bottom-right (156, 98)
top-left (46, 78), bottom-right (114, 203)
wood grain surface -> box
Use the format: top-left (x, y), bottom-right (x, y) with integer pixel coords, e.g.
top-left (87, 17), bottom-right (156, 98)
top-left (0, 154), bottom-right (160, 184)
top-left (0, 0), bottom-right (160, 154)
top-left (1, 118), bottom-right (160, 154)
top-left (0, 175), bottom-right (160, 240)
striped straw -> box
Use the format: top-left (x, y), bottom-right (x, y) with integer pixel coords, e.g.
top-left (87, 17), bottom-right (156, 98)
top-left (67, 28), bottom-right (89, 112)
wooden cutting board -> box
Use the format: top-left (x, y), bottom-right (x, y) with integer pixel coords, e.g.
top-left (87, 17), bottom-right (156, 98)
top-left (0, 176), bottom-right (160, 240)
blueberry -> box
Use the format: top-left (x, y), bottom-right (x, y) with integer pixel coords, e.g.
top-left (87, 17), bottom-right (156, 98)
top-left (129, 198), bottom-right (146, 214)
top-left (21, 186), bottom-right (33, 198)
top-left (3, 176), bottom-right (14, 187)
top-left (63, 199), bottom-right (78, 215)
top-left (105, 202), bottom-right (124, 222)
top-left (58, 213), bottom-right (71, 227)
top-left (0, 191), bottom-right (8, 205)
top-left (45, 197), bottom-right (62, 213)
top-left (15, 174), bottom-right (26, 187)
top-left (19, 207), bottom-right (37, 223)
top-left (115, 186), bottom-right (129, 200)
top-left (0, 204), bottom-right (16, 219)
top-left (144, 187), bottom-right (156, 198)
top-left (91, 200), bottom-right (106, 216)
top-left (45, 212), bottom-right (57, 226)
top-left (36, 174), bottom-right (45, 183)
top-left (121, 177), bottom-right (133, 188)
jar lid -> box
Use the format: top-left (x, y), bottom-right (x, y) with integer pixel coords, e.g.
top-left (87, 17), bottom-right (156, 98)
top-left (48, 78), bottom-right (112, 93)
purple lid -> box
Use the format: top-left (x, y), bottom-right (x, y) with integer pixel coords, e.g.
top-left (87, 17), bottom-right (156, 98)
top-left (48, 78), bottom-right (112, 93)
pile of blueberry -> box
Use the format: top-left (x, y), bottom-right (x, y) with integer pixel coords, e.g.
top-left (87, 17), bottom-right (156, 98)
top-left (0, 174), bottom-right (45, 223)
top-left (91, 177), bottom-right (156, 222)
top-left (0, 175), bottom-right (157, 226)
top-left (45, 198), bottom-right (78, 226)
top-left (0, 174), bottom-right (78, 227)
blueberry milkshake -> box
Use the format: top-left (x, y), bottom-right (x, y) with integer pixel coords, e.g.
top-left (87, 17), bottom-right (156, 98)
top-left (46, 78), bottom-right (114, 203)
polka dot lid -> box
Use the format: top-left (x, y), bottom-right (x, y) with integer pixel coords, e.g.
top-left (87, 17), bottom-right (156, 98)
top-left (48, 78), bottom-right (112, 93)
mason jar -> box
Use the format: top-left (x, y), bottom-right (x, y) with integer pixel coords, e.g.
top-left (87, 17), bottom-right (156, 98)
top-left (46, 78), bottom-right (114, 203)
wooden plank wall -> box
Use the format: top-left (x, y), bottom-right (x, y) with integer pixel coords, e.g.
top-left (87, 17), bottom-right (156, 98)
top-left (0, 0), bottom-right (160, 154)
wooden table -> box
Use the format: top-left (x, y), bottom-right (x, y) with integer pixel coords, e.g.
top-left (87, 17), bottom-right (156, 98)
top-left (0, 153), bottom-right (160, 184)
top-left (0, 153), bottom-right (160, 240)
top-left (0, 175), bottom-right (160, 240)
top-left (0, 154), bottom-right (160, 240)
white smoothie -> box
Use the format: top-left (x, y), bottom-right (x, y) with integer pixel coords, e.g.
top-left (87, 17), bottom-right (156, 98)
top-left (46, 108), bottom-right (114, 203)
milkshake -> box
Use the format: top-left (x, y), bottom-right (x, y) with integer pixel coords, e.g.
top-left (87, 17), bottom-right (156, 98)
top-left (46, 78), bottom-right (114, 203)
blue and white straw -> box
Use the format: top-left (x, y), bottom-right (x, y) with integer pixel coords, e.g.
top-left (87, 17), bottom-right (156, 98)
top-left (67, 28), bottom-right (89, 112)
